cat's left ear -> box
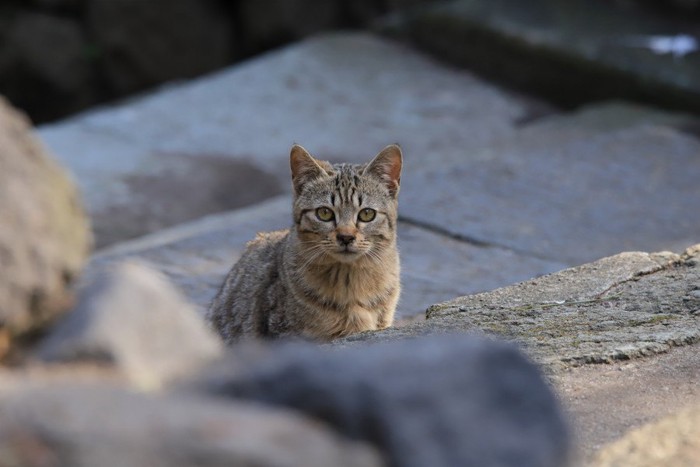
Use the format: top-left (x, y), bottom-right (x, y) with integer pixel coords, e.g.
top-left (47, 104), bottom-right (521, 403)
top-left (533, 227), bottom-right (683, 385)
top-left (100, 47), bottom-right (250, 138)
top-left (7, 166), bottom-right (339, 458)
top-left (364, 144), bottom-right (402, 198)
top-left (290, 144), bottom-right (329, 195)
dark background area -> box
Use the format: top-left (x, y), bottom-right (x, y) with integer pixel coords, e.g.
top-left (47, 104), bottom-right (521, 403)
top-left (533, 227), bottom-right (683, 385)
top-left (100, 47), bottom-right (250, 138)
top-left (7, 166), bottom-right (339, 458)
top-left (0, 0), bottom-right (698, 125)
top-left (0, 0), bottom-right (438, 124)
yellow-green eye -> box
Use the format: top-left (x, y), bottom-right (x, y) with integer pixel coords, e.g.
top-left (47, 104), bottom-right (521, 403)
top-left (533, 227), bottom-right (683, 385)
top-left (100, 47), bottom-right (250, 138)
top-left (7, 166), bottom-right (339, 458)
top-left (358, 208), bottom-right (376, 222)
top-left (316, 207), bottom-right (334, 222)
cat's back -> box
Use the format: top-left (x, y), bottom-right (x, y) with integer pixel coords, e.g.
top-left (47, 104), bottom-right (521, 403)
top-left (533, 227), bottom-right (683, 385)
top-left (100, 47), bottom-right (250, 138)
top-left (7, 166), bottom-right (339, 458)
top-left (207, 229), bottom-right (289, 340)
top-left (222, 229), bottom-right (289, 287)
top-left (240, 230), bottom-right (289, 266)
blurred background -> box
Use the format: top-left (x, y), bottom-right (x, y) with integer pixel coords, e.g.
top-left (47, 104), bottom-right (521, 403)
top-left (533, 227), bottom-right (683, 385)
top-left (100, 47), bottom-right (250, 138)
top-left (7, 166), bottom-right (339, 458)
top-left (2, 0), bottom-right (700, 124)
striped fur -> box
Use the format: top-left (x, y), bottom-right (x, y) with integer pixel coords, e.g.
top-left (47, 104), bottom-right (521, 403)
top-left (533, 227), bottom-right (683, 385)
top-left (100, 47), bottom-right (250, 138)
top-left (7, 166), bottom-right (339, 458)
top-left (207, 144), bottom-right (402, 343)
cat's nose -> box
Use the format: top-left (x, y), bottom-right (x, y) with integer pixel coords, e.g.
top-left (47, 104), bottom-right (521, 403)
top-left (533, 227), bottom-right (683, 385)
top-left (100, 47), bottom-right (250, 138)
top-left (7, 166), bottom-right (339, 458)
top-left (337, 233), bottom-right (356, 246)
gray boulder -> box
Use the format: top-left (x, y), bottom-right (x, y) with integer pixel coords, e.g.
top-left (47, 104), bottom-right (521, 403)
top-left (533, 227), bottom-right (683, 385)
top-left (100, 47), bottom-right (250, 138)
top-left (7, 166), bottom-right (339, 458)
top-left (88, 154), bottom-right (283, 248)
top-left (0, 97), bottom-right (91, 355)
top-left (200, 335), bottom-right (570, 467)
top-left (0, 382), bottom-right (382, 467)
top-left (38, 261), bottom-right (221, 388)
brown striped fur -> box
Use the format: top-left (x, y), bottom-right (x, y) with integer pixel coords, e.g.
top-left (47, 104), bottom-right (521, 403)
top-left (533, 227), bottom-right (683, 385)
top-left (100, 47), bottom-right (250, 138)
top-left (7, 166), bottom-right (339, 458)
top-left (207, 144), bottom-right (402, 343)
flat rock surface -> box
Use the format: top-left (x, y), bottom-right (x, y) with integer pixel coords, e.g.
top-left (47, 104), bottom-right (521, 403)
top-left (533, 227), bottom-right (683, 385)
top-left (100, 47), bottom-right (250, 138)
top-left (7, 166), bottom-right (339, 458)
top-left (400, 109), bottom-right (700, 264)
top-left (38, 32), bottom-right (534, 247)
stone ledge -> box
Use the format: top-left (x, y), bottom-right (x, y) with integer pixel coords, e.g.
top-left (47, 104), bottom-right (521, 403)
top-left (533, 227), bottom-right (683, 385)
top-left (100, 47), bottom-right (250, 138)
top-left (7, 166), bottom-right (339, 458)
top-left (337, 245), bottom-right (700, 372)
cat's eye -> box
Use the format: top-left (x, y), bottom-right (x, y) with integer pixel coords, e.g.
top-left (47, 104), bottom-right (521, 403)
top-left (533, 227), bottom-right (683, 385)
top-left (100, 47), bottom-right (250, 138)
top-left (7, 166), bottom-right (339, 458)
top-left (316, 207), bottom-right (335, 222)
top-left (358, 208), bottom-right (376, 222)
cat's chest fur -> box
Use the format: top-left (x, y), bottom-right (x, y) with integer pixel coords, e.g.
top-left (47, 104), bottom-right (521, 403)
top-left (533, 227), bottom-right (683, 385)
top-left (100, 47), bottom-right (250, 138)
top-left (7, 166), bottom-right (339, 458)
top-left (283, 251), bottom-right (399, 339)
top-left (303, 261), bottom-right (394, 309)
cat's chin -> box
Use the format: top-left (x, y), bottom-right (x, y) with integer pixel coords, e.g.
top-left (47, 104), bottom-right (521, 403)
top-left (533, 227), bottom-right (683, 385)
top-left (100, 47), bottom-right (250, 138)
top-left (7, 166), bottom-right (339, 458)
top-left (331, 249), bottom-right (363, 263)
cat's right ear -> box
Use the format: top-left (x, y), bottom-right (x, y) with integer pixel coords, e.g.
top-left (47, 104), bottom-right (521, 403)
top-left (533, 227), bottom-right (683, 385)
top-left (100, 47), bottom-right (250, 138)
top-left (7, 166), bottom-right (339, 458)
top-left (290, 144), bottom-right (328, 195)
top-left (364, 144), bottom-right (402, 198)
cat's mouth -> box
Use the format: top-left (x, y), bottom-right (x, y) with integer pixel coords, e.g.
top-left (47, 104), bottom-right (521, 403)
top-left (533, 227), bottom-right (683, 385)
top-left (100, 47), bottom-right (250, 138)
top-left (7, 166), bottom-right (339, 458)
top-left (333, 245), bottom-right (362, 260)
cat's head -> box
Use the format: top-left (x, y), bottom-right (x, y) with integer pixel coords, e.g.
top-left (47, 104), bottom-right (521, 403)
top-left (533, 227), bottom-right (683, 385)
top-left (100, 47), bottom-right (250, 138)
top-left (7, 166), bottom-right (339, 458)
top-left (289, 144), bottom-right (402, 263)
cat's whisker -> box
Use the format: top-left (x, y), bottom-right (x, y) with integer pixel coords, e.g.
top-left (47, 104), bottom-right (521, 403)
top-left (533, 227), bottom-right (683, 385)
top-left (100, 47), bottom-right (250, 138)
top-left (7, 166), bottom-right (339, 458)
top-left (297, 245), bottom-right (325, 267)
top-left (365, 248), bottom-right (384, 266)
top-left (303, 253), bottom-right (326, 271)
top-left (298, 245), bottom-right (330, 271)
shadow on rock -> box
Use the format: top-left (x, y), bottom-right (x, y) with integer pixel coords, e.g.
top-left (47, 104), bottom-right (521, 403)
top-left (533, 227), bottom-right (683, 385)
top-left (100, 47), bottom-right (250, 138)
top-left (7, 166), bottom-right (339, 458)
top-left (94, 153), bottom-right (284, 248)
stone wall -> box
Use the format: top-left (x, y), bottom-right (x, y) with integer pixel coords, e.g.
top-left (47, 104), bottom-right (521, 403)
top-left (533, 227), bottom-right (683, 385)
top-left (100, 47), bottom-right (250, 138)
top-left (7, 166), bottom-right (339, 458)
top-left (0, 0), bottom-right (438, 123)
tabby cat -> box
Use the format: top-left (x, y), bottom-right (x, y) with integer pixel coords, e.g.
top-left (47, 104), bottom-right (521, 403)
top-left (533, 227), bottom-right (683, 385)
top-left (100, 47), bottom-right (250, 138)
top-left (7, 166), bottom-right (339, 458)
top-left (207, 144), bottom-right (402, 343)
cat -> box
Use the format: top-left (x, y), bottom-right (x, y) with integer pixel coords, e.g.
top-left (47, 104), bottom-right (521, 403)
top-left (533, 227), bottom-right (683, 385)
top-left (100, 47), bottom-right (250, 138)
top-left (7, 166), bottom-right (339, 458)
top-left (207, 144), bottom-right (402, 343)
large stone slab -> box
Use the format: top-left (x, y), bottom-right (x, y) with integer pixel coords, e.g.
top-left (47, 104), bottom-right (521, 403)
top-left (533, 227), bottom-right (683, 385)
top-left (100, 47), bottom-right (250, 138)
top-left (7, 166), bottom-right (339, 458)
top-left (399, 104), bottom-right (700, 265)
top-left (397, 221), bottom-right (567, 316)
top-left (337, 245), bottom-right (700, 371)
top-left (38, 32), bottom-right (535, 247)
top-left (89, 196), bottom-right (566, 320)
top-left (389, 0), bottom-right (700, 113)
